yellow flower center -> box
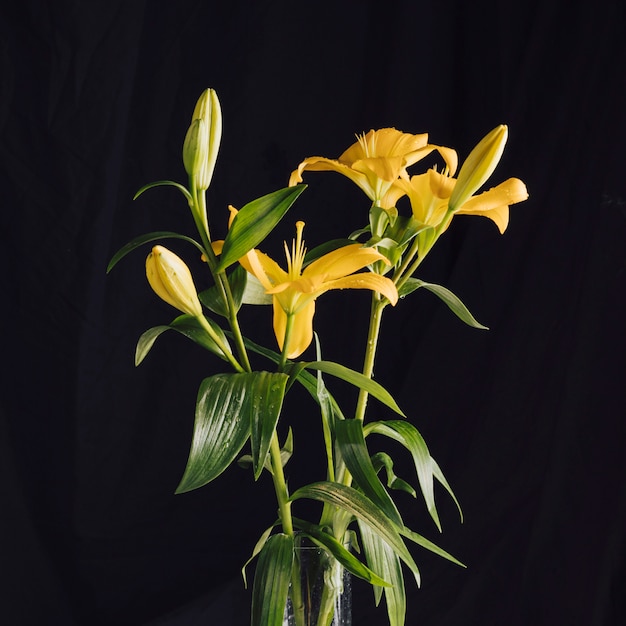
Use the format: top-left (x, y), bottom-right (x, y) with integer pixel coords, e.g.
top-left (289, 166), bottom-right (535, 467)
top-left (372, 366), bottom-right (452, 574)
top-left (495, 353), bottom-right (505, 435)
top-left (356, 132), bottom-right (370, 158)
top-left (284, 220), bottom-right (307, 280)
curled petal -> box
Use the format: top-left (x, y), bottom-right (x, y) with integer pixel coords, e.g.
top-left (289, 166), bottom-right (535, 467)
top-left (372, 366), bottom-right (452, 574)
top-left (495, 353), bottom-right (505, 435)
top-left (457, 178), bottom-right (528, 233)
top-left (289, 156), bottom-right (369, 190)
top-left (305, 243), bottom-right (388, 281)
top-left (318, 273), bottom-right (399, 306)
top-left (239, 248), bottom-right (288, 290)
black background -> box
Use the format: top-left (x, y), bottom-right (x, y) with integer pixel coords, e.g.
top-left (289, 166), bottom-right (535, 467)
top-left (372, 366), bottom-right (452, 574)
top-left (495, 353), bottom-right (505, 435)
top-left (2, 1), bottom-right (625, 624)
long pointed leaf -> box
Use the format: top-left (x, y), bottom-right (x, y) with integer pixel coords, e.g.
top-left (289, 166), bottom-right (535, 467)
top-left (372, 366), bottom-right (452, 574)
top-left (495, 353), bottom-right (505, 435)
top-left (292, 518), bottom-right (391, 587)
top-left (400, 279), bottom-right (488, 329)
top-left (359, 521), bottom-right (406, 626)
top-left (400, 526), bottom-right (465, 568)
top-left (248, 372), bottom-right (289, 480)
top-left (134, 316), bottom-right (232, 366)
top-left (107, 231), bottom-right (205, 273)
top-left (365, 420), bottom-right (441, 531)
top-left (335, 420), bottom-right (403, 526)
top-left (170, 314), bottom-right (231, 359)
top-left (225, 333), bottom-right (346, 420)
top-left (290, 482), bottom-right (420, 587)
top-left (431, 457), bottom-right (463, 521)
top-left (217, 185), bottom-right (306, 271)
top-left (251, 533), bottom-right (294, 626)
top-left (132, 179), bottom-right (193, 204)
top-left (304, 361), bottom-right (405, 416)
top-left (176, 374), bottom-right (254, 493)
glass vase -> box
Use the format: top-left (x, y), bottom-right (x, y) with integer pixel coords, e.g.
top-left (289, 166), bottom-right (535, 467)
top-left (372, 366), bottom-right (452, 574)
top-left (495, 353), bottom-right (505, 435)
top-left (283, 536), bottom-right (351, 626)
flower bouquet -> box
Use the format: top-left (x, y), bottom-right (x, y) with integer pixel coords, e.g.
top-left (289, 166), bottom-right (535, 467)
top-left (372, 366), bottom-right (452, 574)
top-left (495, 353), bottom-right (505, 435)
top-left (108, 88), bottom-right (527, 626)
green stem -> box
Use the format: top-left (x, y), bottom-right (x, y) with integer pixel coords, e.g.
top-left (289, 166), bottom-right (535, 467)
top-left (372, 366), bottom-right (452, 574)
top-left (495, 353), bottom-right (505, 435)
top-left (354, 295), bottom-right (387, 423)
top-left (190, 184), bottom-right (252, 372)
top-left (268, 432), bottom-right (294, 536)
top-left (195, 315), bottom-right (245, 373)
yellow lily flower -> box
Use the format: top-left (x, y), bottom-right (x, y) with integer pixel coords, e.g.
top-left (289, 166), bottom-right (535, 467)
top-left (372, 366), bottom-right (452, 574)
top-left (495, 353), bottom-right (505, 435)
top-left (454, 177), bottom-right (528, 233)
top-left (387, 125), bottom-right (527, 239)
top-left (239, 221), bottom-right (398, 358)
top-left (146, 245), bottom-right (203, 317)
top-left (289, 128), bottom-right (456, 208)
top-left (448, 125), bottom-right (507, 211)
top-left (391, 168), bottom-right (527, 237)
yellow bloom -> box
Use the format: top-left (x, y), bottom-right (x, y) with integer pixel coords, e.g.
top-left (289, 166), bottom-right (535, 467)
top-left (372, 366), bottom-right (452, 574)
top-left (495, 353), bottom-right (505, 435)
top-left (448, 125), bottom-right (507, 211)
top-left (239, 222), bottom-right (398, 358)
top-left (146, 245), bottom-right (203, 317)
top-left (289, 128), bottom-right (456, 208)
top-left (389, 126), bottom-right (528, 237)
top-left (454, 177), bottom-right (528, 233)
top-left (391, 169), bottom-right (527, 237)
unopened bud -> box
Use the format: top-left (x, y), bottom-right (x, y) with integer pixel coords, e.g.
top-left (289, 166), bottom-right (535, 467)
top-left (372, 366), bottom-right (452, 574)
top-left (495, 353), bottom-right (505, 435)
top-left (146, 245), bottom-right (203, 317)
top-left (182, 88), bottom-right (222, 190)
top-left (449, 125), bottom-right (508, 210)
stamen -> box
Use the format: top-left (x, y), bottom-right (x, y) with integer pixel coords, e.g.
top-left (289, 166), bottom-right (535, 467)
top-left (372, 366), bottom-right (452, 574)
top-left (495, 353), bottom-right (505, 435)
top-left (286, 221), bottom-right (307, 279)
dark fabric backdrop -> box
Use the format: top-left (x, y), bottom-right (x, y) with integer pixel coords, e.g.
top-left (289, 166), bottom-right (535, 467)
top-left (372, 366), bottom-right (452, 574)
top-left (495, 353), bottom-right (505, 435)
top-left (2, 1), bottom-right (625, 624)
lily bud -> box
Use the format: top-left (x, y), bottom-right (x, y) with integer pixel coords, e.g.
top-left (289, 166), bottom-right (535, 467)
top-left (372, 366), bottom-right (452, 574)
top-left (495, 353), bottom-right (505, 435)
top-left (146, 245), bottom-right (203, 317)
top-left (449, 125), bottom-right (508, 211)
top-left (182, 88), bottom-right (222, 190)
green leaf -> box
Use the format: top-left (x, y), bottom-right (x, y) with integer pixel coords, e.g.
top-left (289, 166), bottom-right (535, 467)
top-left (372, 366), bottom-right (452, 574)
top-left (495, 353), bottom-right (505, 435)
top-left (371, 452), bottom-right (417, 498)
top-left (248, 372), bottom-right (289, 480)
top-left (238, 428), bottom-right (293, 474)
top-left (290, 482), bottom-right (420, 587)
top-left (107, 231), bottom-right (205, 273)
top-left (176, 373), bottom-right (255, 493)
top-left (365, 420), bottom-right (441, 531)
top-left (335, 420), bottom-right (403, 526)
top-left (133, 179), bottom-right (193, 204)
top-left (304, 361), bottom-right (405, 417)
top-left (216, 185), bottom-right (306, 271)
top-left (313, 333), bottom-right (336, 482)
top-left (170, 314), bottom-right (232, 360)
top-left (242, 524), bottom-right (277, 587)
top-left (135, 325), bottom-right (172, 366)
top-left (134, 316), bottom-right (232, 366)
top-left (399, 279), bottom-right (488, 329)
top-left (292, 518), bottom-right (391, 587)
top-left (400, 526), bottom-right (466, 568)
top-left (251, 533), bottom-right (294, 626)
top-left (199, 265), bottom-right (249, 316)
top-left (240, 272), bottom-right (273, 305)
top-left (225, 333), bottom-right (346, 420)
top-left (359, 521), bottom-right (406, 626)
top-left (432, 457), bottom-right (463, 522)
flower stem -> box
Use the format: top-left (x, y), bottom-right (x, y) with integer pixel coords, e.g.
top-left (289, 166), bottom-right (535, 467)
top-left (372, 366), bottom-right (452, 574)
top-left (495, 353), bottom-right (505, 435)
top-left (191, 185), bottom-right (252, 372)
top-left (195, 315), bottom-right (245, 373)
top-left (268, 432), bottom-right (294, 536)
top-left (354, 295), bottom-right (387, 422)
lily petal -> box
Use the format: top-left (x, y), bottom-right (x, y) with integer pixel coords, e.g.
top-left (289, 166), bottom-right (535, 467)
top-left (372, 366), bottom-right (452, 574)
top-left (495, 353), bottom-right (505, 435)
top-left (305, 243), bottom-right (387, 281)
top-left (457, 177), bottom-right (528, 233)
top-left (339, 128), bottom-right (428, 163)
top-left (289, 156), bottom-right (369, 191)
top-left (274, 299), bottom-right (316, 359)
top-left (317, 273), bottom-right (399, 306)
top-left (239, 248), bottom-right (288, 290)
